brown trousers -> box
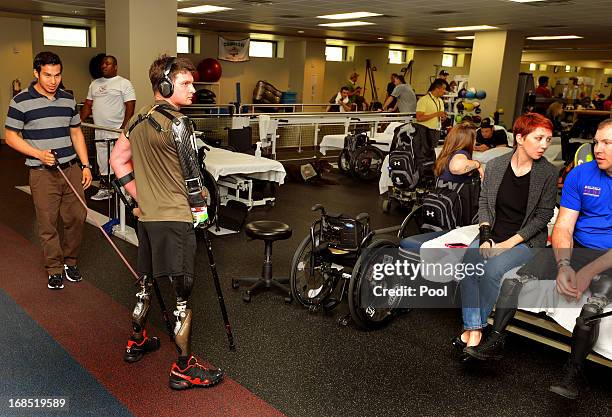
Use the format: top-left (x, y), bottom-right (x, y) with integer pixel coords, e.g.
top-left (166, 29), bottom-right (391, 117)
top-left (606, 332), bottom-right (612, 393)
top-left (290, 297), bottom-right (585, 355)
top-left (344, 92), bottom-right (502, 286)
top-left (29, 163), bottom-right (87, 275)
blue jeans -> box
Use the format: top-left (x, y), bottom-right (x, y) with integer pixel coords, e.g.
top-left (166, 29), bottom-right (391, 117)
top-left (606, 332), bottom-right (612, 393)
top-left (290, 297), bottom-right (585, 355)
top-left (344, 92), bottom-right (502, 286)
top-left (399, 231), bottom-right (446, 252)
top-left (460, 239), bottom-right (534, 330)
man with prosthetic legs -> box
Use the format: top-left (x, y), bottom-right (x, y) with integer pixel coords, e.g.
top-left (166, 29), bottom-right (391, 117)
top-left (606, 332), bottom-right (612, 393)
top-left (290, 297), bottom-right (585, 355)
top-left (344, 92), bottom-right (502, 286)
top-left (110, 55), bottom-right (223, 390)
top-left (465, 119), bottom-right (612, 400)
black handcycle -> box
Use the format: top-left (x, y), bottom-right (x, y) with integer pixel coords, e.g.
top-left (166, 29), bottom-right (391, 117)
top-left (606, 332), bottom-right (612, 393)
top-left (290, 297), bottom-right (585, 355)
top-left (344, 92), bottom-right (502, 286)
top-left (337, 132), bottom-right (385, 181)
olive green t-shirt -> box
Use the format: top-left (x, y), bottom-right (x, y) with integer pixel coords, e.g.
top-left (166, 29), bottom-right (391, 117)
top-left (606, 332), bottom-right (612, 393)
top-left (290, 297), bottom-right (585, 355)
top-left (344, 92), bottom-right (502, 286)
top-left (124, 101), bottom-right (191, 223)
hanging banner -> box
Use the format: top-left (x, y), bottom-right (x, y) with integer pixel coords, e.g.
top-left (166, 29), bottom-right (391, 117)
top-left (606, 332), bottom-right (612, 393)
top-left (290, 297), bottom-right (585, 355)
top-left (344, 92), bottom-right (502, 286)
top-left (218, 37), bottom-right (250, 62)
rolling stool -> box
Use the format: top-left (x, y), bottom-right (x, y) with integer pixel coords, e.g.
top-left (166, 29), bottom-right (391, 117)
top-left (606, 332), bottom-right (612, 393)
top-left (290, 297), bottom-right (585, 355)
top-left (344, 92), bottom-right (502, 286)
top-left (232, 220), bottom-right (293, 303)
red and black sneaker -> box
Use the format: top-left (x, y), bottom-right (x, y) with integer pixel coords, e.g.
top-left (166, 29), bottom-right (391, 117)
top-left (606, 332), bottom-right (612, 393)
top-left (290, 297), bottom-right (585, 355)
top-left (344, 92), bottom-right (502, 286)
top-left (169, 356), bottom-right (224, 390)
top-left (124, 331), bottom-right (160, 363)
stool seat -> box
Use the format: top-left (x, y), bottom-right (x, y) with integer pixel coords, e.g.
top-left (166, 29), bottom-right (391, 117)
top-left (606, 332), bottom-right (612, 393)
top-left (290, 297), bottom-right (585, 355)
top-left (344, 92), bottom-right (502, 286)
top-left (245, 220), bottom-right (292, 241)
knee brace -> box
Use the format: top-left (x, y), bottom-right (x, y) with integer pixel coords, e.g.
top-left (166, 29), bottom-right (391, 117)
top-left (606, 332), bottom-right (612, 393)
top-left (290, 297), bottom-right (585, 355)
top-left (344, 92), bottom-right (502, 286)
top-left (571, 300), bottom-right (604, 365)
top-left (174, 308), bottom-right (192, 358)
top-left (131, 276), bottom-right (152, 335)
top-left (170, 275), bottom-right (194, 301)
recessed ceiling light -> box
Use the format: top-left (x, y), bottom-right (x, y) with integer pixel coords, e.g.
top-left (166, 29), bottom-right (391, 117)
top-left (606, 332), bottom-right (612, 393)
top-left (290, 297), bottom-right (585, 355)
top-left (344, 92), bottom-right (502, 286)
top-left (508, 0), bottom-right (546, 3)
top-left (437, 25), bottom-right (498, 32)
top-left (317, 12), bottom-right (382, 20)
top-left (377, 37), bottom-right (384, 40)
top-left (526, 35), bottom-right (583, 40)
top-left (318, 21), bottom-right (375, 27)
top-left (178, 5), bottom-right (233, 14)
top-left (456, 36), bottom-right (475, 40)
top-left (298, 30), bottom-right (305, 33)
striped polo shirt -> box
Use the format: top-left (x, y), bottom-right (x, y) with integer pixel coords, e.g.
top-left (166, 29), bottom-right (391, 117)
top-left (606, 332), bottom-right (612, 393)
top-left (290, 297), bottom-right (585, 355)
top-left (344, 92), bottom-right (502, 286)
top-left (5, 85), bottom-right (81, 167)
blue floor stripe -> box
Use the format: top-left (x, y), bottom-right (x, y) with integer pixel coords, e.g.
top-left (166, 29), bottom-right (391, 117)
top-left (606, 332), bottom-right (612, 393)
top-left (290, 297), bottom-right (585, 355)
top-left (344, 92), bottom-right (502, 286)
top-left (0, 289), bottom-right (134, 417)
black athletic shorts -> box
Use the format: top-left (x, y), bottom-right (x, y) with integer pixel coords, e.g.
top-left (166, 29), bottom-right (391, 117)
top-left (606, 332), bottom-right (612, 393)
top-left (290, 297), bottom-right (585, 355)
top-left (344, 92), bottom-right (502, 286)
top-left (137, 221), bottom-right (196, 278)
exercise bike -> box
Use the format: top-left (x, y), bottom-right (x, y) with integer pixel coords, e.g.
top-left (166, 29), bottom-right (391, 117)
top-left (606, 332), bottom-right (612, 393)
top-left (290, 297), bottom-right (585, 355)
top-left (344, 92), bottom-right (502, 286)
top-left (289, 204), bottom-right (405, 330)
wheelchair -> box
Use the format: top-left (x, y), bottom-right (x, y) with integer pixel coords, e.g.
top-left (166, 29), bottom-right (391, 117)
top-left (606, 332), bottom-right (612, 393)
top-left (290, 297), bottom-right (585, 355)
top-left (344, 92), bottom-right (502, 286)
top-left (289, 204), bottom-right (405, 330)
top-left (337, 132), bottom-right (385, 181)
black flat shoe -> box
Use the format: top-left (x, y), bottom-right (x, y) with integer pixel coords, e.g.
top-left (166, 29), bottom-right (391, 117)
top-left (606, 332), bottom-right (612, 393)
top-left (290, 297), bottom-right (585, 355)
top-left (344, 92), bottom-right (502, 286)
top-left (451, 336), bottom-right (467, 353)
top-left (456, 351), bottom-right (474, 364)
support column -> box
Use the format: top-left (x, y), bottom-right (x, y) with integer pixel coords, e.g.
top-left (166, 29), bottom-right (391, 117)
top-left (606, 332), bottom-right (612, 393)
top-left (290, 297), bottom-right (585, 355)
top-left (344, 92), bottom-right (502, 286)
top-left (105, 0), bottom-right (177, 105)
top-left (302, 41), bottom-right (326, 104)
top-left (468, 31), bottom-right (524, 126)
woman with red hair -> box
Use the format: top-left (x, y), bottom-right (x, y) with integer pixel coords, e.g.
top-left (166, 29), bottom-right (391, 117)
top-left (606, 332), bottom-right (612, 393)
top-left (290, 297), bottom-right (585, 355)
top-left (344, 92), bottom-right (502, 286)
top-left (454, 113), bottom-right (558, 361)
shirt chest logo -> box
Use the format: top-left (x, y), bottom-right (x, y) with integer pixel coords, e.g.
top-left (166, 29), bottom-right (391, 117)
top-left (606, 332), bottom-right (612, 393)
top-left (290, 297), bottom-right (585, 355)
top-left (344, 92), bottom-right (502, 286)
top-left (583, 185), bottom-right (601, 197)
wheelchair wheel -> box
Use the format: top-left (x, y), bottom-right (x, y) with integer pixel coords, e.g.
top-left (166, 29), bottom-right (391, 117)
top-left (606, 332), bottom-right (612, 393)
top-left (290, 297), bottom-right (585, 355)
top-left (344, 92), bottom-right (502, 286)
top-left (290, 234), bottom-right (336, 308)
top-left (348, 239), bottom-right (399, 330)
top-left (397, 204), bottom-right (423, 240)
top-left (350, 145), bottom-right (384, 181)
top-left (338, 149), bottom-right (352, 174)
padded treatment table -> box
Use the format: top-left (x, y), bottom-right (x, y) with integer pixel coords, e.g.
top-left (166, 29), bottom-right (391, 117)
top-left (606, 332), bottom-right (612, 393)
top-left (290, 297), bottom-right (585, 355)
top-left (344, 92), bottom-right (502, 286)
top-left (203, 146), bottom-right (286, 209)
top-left (319, 122), bottom-right (404, 155)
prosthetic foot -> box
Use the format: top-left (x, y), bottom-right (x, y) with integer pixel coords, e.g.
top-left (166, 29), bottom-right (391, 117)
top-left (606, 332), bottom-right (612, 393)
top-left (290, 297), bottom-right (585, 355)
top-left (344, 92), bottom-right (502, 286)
top-left (168, 308), bottom-right (224, 390)
top-left (124, 276), bottom-right (160, 363)
top-left (124, 330), bottom-right (160, 363)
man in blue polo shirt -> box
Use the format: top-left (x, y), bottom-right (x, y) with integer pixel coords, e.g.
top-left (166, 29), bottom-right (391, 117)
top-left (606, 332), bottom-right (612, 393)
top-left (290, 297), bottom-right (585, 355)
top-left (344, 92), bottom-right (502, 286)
top-left (549, 118), bottom-right (612, 399)
top-left (4, 51), bottom-right (92, 290)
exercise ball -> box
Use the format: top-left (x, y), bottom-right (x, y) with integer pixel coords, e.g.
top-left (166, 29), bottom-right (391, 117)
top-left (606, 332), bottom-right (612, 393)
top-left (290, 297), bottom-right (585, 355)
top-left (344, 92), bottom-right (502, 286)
top-left (468, 87), bottom-right (476, 94)
top-left (463, 102), bottom-right (474, 112)
top-left (455, 114), bottom-right (463, 123)
top-left (465, 91), bottom-right (476, 99)
top-left (89, 52), bottom-right (106, 79)
top-left (475, 107), bottom-right (482, 114)
top-left (472, 115), bottom-right (482, 124)
top-left (472, 101), bottom-right (480, 108)
top-left (192, 70), bottom-right (200, 82)
top-left (456, 101), bottom-right (465, 112)
top-left (476, 90), bottom-right (487, 99)
top-left (458, 88), bottom-right (467, 98)
top-left (197, 58), bottom-right (222, 82)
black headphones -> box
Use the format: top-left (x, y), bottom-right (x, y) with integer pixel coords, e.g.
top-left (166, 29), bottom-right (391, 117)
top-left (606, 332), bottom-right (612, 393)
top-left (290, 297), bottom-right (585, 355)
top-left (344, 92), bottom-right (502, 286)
top-left (158, 57), bottom-right (177, 98)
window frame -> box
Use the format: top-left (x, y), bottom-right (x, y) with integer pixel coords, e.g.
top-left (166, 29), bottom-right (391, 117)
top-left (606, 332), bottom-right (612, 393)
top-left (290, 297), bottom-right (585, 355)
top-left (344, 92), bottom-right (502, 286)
top-left (177, 34), bottom-right (194, 54)
top-left (388, 49), bottom-right (407, 64)
top-left (249, 40), bottom-right (278, 58)
top-left (43, 23), bottom-right (91, 48)
top-left (325, 45), bottom-right (347, 62)
top-left (441, 53), bottom-right (456, 68)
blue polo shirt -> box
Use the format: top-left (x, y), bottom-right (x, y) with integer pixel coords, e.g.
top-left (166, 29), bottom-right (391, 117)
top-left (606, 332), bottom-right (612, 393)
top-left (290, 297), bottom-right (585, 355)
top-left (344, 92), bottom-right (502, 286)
top-left (560, 161), bottom-right (612, 249)
top-left (5, 86), bottom-right (81, 166)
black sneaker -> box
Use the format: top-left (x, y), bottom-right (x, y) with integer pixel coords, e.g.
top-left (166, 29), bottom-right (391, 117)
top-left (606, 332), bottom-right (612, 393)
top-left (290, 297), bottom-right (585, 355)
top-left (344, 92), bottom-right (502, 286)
top-left (465, 331), bottom-right (506, 360)
top-left (124, 331), bottom-right (160, 363)
top-left (169, 356), bottom-right (224, 390)
top-left (550, 361), bottom-right (583, 400)
top-left (47, 273), bottom-right (64, 290)
top-left (64, 264), bottom-right (83, 282)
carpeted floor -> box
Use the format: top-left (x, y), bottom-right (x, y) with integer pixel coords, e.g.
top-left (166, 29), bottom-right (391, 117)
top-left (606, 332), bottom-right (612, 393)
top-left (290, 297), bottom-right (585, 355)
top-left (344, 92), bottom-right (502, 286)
top-left (0, 145), bottom-right (610, 417)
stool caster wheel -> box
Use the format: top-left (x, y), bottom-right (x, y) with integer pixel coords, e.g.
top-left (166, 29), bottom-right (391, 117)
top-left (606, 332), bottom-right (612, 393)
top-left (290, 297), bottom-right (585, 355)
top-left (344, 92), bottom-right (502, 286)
top-left (284, 295), bottom-right (292, 304)
top-left (231, 279), bottom-right (239, 289)
top-left (308, 304), bottom-right (320, 314)
top-left (242, 292), bottom-right (252, 303)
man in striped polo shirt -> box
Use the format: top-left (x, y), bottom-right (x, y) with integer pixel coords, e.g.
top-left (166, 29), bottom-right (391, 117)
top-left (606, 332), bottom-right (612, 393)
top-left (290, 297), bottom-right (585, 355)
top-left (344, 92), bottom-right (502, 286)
top-left (4, 51), bottom-right (92, 290)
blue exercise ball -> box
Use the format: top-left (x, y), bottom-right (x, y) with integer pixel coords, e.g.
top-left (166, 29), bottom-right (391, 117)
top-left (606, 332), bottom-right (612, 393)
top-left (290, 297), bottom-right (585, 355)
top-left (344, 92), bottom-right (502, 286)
top-left (466, 91), bottom-right (476, 99)
top-left (476, 90), bottom-right (487, 99)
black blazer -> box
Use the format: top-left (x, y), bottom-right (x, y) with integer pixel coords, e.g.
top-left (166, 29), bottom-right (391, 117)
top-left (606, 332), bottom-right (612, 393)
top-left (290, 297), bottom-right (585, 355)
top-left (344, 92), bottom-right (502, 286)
top-left (478, 151), bottom-right (557, 248)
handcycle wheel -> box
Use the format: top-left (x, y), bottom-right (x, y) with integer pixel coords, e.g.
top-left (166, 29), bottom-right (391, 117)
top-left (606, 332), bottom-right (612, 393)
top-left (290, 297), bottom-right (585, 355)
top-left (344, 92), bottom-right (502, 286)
top-left (350, 145), bottom-right (384, 181)
top-left (290, 234), bottom-right (336, 308)
top-left (348, 239), bottom-right (400, 330)
top-left (338, 149), bottom-right (352, 175)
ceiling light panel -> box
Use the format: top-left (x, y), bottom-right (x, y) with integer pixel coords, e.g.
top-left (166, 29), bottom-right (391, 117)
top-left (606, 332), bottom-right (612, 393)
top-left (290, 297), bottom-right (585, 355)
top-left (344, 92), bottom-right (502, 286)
top-left (527, 35), bottom-right (583, 40)
top-left (456, 36), bottom-right (475, 40)
top-left (318, 21), bottom-right (375, 27)
top-left (178, 5), bottom-right (233, 14)
top-left (437, 25), bottom-right (498, 32)
top-left (317, 12), bottom-right (382, 20)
